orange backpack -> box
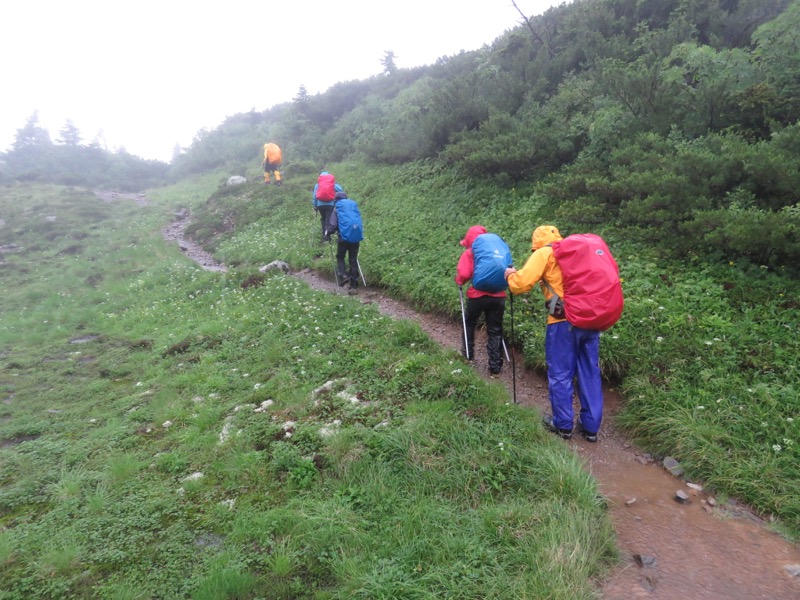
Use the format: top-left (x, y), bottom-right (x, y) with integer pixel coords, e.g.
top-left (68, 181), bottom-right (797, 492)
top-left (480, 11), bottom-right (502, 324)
top-left (264, 143), bottom-right (282, 165)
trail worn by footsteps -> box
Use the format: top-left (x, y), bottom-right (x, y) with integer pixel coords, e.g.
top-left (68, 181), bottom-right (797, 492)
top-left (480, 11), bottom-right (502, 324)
top-left (163, 215), bottom-right (800, 600)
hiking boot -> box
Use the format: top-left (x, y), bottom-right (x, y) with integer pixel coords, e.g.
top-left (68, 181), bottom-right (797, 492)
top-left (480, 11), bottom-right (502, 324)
top-left (577, 422), bottom-right (598, 443)
top-left (264, 181), bottom-right (270, 185)
top-left (348, 287), bottom-right (358, 295)
top-left (543, 414), bottom-right (573, 440)
top-left (275, 180), bottom-right (282, 187)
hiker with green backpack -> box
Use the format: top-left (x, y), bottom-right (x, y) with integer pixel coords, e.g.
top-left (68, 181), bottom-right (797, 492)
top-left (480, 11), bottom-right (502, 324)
top-left (504, 225), bottom-right (624, 443)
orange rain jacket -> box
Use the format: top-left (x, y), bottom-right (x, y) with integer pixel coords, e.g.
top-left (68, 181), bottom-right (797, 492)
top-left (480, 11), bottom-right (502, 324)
top-left (506, 225), bottom-right (567, 325)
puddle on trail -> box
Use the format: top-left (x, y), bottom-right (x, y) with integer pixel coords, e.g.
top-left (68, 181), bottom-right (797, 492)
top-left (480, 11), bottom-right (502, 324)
top-left (163, 215), bottom-right (800, 599)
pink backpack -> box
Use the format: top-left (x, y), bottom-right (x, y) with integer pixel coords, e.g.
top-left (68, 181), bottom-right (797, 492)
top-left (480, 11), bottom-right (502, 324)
top-left (548, 234), bottom-right (623, 331)
top-left (316, 173), bottom-right (336, 201)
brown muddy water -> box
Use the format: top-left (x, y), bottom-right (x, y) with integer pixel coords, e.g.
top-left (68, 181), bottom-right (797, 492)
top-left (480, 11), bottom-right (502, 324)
top-left (163, 212), bottom-right (800, 600)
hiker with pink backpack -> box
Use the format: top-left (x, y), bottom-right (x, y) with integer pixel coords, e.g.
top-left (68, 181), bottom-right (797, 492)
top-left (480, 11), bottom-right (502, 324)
top-left (504, 225), bottom-right (623, 443)
top-left (312, 171), bottom-right (343, 242)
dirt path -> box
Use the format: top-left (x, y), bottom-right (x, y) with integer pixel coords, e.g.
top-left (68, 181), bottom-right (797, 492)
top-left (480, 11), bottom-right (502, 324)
top-left (162, 214), bottom-right (800, 599)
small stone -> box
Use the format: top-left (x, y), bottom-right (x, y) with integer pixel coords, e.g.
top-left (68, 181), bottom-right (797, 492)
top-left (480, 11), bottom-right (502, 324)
top-left (675, 489), bottom-right (691, 504)
top-left (625, 497), bottom-right (637, 506)
top-left (686, 482), bottom-right (703, 492)
top-left (634, 554), bottom-right (657, 568)
top-left (640, 575), bottom-right (657, 591)
top-left (707, 497), bottom-right (717, 506)
top-left (784, 564), bottom-right (800, 578)
top-left (702, 504), bottom-right (714, 514)
top-left (663, 456), bottom-right (684, 477)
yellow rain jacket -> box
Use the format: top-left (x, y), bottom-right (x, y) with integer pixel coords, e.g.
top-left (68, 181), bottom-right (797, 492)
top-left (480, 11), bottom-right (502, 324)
top-left (507, 225), bottom-right (566, 325)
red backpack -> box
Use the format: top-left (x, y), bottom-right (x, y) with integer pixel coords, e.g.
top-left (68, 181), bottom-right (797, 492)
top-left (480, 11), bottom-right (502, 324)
top-left (547, 234), bottom-right (623, 331)
top-left (316, 173), bottom-right (336, 201)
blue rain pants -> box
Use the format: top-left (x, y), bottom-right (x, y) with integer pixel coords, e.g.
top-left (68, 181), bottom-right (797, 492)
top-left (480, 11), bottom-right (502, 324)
top-left (545, 321), bottom-right (603, 434)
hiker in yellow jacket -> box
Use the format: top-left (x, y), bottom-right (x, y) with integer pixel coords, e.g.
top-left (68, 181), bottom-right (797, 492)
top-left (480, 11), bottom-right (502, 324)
top-left (503, 225), bottom-right (603, 443)
top-left (262, 143), bottom-right (282, 186)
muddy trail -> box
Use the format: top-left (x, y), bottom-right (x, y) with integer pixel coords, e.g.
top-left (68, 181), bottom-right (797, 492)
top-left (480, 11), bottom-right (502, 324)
top-left (158, 208), bottom-right (800, 599)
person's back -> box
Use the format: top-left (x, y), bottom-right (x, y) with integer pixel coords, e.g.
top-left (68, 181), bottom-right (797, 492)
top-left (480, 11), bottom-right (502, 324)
top-left (262, 143), bottom-right (282, 185)
top-left (313, 171), bottom-right (343, 241)
top-left (335, 198), bottom-right (363, 243)
top-left (455, 225), bottom-right (508, 375)
top-left (505, 225), bottom-right (604, 442)
top-left (333, 192), bottom-right (362, 294)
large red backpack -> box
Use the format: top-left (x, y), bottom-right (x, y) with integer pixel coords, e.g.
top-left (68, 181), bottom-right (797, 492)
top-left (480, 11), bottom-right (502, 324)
top-left (316, 173), bottom-right (336, 201)
top-left (548, 233), bottom-right (623, 331)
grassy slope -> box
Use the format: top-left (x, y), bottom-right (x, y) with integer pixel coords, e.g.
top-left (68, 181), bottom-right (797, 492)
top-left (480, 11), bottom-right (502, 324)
top-left (0, 179), bottom-right (614, 598)
top-left (200, 160), bottom-right (799, 538)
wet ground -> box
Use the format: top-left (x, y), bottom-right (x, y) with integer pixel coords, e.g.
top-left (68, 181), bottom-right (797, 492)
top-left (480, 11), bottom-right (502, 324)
top-left (160, 210), bottom-right (800, 599)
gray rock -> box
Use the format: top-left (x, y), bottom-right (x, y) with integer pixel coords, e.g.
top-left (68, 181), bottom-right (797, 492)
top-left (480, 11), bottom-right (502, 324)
top-left (663, 456), bottom-right (684, 477)
top-left (260, 260), bottom-right (291, 273)
top-left (675, 489), bottom-right (691, 504)
top-left (634, 554), bottom-right (658, 568)
top-left (784, 564), bottom-right (800, 578)
top-left (227, 175), bottom-right (247, 186)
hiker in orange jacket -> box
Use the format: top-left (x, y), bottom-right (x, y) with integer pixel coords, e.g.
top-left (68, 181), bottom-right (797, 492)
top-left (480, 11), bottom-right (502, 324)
top-left (262, 143), bottom-right (282, 186)
top-left (504, 225), bottom-right (603, 442)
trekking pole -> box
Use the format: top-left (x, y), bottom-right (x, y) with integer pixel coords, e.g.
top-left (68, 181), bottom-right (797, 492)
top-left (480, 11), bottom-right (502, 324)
top-left (501, 338), bottom-right (511, 363)
top-left (510, 293), bottom-right (517, 404)
top-left (329, 240), bottom-right (340, 292)
top-left (357, 258), bottom-right (367, 287)
top-left (309, 210), bottom-right (317, 251)
top-left (458, 284), bottom-right (470, 361)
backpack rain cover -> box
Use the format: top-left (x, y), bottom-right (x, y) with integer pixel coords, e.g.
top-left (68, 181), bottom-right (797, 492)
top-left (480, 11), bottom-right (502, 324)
top-left (335, 199), bottom-right (363, 243)
top-left (316, 173), bottom-right (336, 201)
top-left (551, 233), bottom-right (623, 330)
top-left (471, 233), bottom-right (513, 293)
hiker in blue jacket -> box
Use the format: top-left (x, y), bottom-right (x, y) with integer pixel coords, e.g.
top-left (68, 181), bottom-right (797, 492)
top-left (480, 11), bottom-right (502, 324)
top-left (312, 171), bottom-right (343, 242)
top-left (332, 191), bottom-right (363, 294)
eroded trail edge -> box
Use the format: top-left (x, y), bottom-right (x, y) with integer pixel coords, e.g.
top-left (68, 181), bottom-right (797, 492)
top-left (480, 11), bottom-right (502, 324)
top-left (164, 212), bottom-right (800, 600)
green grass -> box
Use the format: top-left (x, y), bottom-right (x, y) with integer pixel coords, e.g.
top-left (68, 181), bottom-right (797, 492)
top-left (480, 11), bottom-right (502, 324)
top-left (187, 161), bottom-right (800, 538)
top-left (0, 180), bottom-right (615, 598)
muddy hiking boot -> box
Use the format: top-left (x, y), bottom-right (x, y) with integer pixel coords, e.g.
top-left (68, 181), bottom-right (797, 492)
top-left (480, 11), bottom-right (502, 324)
top-left (544, 414), bottom-right (573, 440)
top-left (577, 422), bottom-right (598, 443)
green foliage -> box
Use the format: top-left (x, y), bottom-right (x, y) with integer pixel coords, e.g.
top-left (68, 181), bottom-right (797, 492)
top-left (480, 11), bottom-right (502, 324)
top-left (0, 181), bottom-right (614, 598)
